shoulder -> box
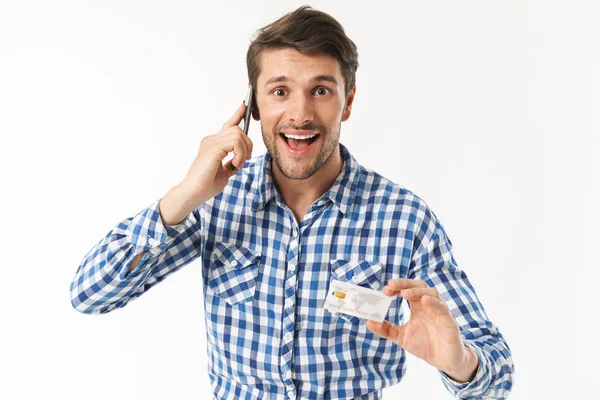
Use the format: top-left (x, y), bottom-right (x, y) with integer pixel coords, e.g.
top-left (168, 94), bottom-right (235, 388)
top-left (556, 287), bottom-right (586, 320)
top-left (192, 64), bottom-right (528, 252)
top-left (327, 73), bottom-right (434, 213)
top-left (352, 162), bottom-right (431, 217)
top-left (353, 163), bottom-right (450, 250)
top-left (353, 161), bottom-right (446, 232)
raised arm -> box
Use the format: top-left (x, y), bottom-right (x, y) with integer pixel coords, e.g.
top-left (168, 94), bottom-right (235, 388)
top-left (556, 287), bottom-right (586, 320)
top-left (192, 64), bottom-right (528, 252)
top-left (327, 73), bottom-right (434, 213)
top-left (70, 102), bottom-right (254, 314)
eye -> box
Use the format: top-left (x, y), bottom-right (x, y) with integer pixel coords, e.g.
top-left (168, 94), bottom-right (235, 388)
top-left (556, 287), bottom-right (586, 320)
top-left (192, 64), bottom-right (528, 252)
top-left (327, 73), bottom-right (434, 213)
top-left (273, 88), bottom-right (287, 96)
top-left (314, 87), bottom-right (330, 96)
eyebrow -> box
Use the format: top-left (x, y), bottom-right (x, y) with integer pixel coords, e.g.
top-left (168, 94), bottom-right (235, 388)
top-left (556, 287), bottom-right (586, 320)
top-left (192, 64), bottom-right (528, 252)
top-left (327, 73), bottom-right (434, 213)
top-left (264, 75), bottom-right (339, 87)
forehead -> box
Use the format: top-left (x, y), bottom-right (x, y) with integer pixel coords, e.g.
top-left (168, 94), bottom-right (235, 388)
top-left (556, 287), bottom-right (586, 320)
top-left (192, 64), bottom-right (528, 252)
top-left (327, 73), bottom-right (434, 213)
top-left (257, 48), bottom-right (343, 85)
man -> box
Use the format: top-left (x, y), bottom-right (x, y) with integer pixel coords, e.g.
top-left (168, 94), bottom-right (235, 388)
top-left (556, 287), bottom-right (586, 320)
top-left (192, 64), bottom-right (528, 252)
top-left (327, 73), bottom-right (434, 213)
top-left (71, 6), bottom-right (514, 399)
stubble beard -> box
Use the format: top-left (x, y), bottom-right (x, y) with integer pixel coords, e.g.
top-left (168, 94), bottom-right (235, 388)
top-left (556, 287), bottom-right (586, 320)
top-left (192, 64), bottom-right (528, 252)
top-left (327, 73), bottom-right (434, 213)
top-left (262, 122), bottom-right (341, 180)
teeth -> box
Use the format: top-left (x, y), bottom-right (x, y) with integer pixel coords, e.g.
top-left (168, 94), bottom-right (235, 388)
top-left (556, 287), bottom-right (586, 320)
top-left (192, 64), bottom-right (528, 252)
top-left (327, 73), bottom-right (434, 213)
top-left (283, 133), bottom-right (317, 140)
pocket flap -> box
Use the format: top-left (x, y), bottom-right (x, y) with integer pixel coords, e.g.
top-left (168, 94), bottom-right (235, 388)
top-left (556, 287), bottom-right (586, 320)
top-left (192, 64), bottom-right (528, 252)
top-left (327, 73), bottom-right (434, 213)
top-left (330, 258), bottom-right (383, 289)
top-left (213, 241), bottom-right (260, 269)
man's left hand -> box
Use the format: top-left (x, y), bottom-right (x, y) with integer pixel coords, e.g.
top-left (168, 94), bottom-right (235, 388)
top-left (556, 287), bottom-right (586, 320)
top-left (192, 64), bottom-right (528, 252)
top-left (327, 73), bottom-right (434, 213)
top-left (365, 278), bottom-right (479, 383)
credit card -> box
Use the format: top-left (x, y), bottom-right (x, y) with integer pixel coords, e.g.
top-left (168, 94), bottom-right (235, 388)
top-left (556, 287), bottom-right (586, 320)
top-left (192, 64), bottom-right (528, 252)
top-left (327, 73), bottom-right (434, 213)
top-left (324, 280), bottom-right (392, 322)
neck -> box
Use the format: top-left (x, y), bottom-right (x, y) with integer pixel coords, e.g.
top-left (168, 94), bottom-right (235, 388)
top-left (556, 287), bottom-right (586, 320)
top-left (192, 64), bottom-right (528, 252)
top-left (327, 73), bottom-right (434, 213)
top-left (271, 145), bottom-right (343, 210)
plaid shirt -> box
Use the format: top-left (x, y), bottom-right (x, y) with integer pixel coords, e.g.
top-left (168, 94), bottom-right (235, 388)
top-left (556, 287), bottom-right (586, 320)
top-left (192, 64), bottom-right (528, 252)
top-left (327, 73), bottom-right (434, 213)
top-left (71, 143), bottom-right (514, 399)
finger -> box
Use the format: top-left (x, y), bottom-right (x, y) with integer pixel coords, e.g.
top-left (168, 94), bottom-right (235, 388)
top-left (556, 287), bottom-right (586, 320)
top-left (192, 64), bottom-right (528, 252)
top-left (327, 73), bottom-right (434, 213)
top-left (222, 102), bottom-right (247, 130)
top-left (236, 133), bottom-right (253, 168)
top-left (241, 131), bottom-right (253, 166)
top-left (386, 278), bottom-right (429, 291)
top-left (222, 129), bottom-right (249, 170)
top-left (380, 287), bottom-right (402, 297)
top-left (398, 287), bottom-right (441, 301)
top-left (382, 279), bottom-right (430, 297)
top-left (223, 159), bottom-right (241, 177)
top-left (233, 132), bottom-right (250, 169)
top-left (365, 319), bottom-right (406, 347)
top-left (421, 295), bottom-right (450, 316)
top-left (216, 130), bottom-right (248, 171)
top-left (243, 133), bottom-right (254, 158)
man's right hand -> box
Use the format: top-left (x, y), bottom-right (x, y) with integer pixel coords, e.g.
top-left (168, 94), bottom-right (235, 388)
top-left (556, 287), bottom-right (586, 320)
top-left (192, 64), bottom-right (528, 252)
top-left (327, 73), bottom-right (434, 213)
top-left (156, 103), bottom-right (253, 227)
top-left (179, 102), bottom-right (254, 207)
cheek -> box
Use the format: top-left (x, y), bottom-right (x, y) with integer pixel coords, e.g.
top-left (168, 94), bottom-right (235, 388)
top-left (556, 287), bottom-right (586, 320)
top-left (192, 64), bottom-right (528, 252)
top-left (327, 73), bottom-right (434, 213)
top-left (320, 108), bottom-right (344, 127)
top-left (262, 102), bottom-right (287, 116)
top-left (259, 103), bottom-right (287, 129)
top-left (318, 97), bottom-right (345, 121)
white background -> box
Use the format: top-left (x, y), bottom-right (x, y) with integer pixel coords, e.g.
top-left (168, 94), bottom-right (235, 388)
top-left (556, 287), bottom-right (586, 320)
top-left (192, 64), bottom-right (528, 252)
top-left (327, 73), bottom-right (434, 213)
top-left (1, 0), bottom-right (598, 398)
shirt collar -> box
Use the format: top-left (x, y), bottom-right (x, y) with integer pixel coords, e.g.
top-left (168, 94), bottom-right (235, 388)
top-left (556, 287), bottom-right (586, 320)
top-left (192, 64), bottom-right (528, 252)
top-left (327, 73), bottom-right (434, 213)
top-left (250, 142), bottom-right (359, 216)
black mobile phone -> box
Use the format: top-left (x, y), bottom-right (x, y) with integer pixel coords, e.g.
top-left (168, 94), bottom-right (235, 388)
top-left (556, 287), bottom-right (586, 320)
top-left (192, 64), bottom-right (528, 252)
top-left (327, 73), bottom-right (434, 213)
top-left (231, 87), bottom-right (255, 171)
top-left (242, 87), bottom-right (254, 135)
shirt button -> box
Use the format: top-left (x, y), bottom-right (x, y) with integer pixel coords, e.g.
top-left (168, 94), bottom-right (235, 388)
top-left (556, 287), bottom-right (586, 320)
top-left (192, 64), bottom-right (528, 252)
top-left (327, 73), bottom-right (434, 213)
top-left (289, 264), bottom-right (296, 272)
top-left (351, 275), bottom-right (359, 283)
top-left (285, 370), bottom-right (292, 379)
top-left (288, 391), bottom-right (296, 399)
top-left (284, 332), bottom-right (293, 342)
top-left (230, 260), bottom-right (238, 267)
top-left (292, 229), bottom-right (298, 238)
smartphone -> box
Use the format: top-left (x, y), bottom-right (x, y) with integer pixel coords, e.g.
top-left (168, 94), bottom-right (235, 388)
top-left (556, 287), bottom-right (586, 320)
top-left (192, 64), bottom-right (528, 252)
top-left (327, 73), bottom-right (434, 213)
top-left (242, 86), bottom-right (254, 135)
top-left (231, 87), bottom-right (254, 170)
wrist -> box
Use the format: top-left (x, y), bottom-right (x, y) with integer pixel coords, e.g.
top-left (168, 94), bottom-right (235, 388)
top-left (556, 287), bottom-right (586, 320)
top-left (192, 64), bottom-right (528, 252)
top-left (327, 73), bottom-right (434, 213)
top-left (443, 345), bottom-right (479, 383)
top-left (159, 184), bottom-right (199, 226)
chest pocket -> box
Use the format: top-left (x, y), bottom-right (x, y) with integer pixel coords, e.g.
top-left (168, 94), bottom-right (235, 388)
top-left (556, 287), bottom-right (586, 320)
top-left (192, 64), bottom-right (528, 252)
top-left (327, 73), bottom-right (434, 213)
top-left (209, 241), bottom-right (261, 306)
top-left (329, 258), bottom-right (385, 324)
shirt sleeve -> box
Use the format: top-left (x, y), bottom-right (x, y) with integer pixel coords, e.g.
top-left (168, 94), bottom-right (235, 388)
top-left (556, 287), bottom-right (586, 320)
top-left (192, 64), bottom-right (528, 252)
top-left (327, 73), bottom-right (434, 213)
top-left (408, 205), bottom-right (515, 399)
top-left (70, 197), bottom-right (203, 314)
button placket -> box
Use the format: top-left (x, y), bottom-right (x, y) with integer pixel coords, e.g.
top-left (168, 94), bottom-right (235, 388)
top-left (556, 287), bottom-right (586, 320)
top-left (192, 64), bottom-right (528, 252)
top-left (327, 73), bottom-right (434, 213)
top-left (279, 207), bottom-right (300, 396)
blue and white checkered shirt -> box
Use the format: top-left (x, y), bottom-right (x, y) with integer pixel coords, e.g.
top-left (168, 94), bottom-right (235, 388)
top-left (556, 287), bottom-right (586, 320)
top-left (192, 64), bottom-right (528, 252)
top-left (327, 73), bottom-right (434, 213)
top-left (71, 142), bottom-right (514, 399)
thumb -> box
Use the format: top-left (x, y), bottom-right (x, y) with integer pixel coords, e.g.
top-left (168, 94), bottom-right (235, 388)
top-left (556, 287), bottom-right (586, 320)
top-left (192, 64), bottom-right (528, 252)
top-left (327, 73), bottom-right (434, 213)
top-left (366, 320), bottom-right (406, 347)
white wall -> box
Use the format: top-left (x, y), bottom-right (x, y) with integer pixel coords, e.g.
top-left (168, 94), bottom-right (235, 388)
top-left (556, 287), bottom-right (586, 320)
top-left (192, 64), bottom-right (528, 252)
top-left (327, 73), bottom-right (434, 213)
top-left (1, 0), bottom-right (597, 398)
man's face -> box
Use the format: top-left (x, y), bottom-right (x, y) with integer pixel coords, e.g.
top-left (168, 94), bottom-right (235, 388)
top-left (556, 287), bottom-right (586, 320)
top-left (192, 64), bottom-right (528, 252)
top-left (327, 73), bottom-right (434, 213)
top-left (254, 48), bottom-right (355, 180)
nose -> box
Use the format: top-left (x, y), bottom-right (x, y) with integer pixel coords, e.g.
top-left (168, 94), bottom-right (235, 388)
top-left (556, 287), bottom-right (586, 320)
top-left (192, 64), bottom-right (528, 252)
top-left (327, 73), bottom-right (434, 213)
top-left (286, 93), bottom-right (314, 126)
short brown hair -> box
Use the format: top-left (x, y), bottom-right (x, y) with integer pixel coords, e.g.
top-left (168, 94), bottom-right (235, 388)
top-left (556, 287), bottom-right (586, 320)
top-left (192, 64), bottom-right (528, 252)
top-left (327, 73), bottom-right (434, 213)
top-left (246, 5), bottom-right (359, 98)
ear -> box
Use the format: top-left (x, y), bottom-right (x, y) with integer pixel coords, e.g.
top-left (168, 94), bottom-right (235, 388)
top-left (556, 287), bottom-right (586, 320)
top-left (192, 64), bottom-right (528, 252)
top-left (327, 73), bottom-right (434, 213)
top-left (250, 85), bottom-right (260, 121)
top-left (341, 85), bottom-right (356, 122)
top-left (252, 103), bottom-right (260, 121)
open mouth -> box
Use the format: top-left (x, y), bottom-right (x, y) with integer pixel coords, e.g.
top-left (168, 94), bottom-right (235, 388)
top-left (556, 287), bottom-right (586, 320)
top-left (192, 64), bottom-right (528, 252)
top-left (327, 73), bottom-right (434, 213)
top-left (279, 133), bottom-right (319, 148)
top-left (280, 133), bottom-right (319, 151)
